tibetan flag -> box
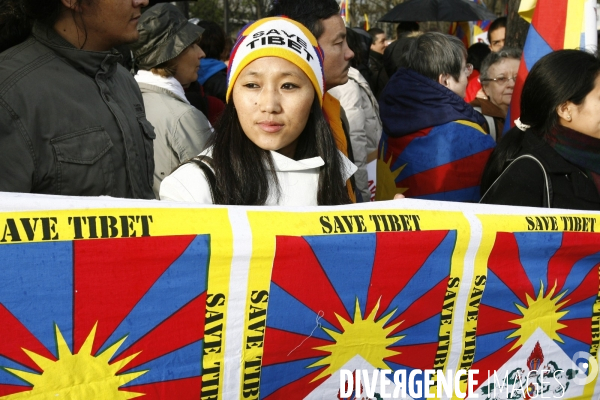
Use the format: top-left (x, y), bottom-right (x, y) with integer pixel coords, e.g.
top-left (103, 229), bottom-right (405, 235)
top-left (0, 236), bottom-right (211, 399)
top-left (376, 122), bottom-right (495, 202)
top-left (259, 230), bottom-right (457, 397)
top-left (505, 0), bottom-right (598, 131)
top-left (449, 21), bottom-right (472, 48)
top-left (339, 0), bottom-right (348, 25)
top-left (363, 13), bottom-right (370, 31)
top-left (473, 20), bottom-right (492, 43)
top-left (471, 231), bottom-right (600, 397)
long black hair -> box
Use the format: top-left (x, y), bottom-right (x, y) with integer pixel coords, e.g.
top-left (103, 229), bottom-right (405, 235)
top-left (0, 0), bottom-right (34, 52)
top-left (520, 49), bottom-right (600, 134)
top-left (208, 94), bottom-right (350, 206)
top-left (480, 50), bottom-right (600, 195)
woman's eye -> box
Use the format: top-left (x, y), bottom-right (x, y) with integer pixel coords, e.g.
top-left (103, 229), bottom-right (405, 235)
top-left (282, 83), bottom-right (299, 90)
top-left (243, 83), bottom-right (259, 89)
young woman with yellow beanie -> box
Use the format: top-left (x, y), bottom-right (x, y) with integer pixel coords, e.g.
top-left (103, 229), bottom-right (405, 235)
top-left (160, 17), bottom-right (356, 205)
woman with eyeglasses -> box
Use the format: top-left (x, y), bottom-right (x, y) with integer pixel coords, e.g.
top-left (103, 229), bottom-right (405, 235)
top-left (470, 48), bottom-right (521, 142)
top-left (480, 50), bottom-right (600, 210)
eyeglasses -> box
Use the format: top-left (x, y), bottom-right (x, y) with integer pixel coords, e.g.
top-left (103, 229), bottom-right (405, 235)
top-left (482, 76), bottom-right (518, 85)
top-left (464, 63), bottom-right (473, 77)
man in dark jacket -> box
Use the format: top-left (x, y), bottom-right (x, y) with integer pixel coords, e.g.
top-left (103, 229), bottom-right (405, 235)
top-left (196, 20), bottom-right (228, 103)
top-left (368, 28), bottom-right (388, 98)
top-left (0, 0), bottom-right (155, 199)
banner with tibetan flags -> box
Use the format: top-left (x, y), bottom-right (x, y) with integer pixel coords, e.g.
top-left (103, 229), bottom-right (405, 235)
top-left (506, 0), bottom-right (598, 131)
top-left (0, 193), bottom-right (600, 399)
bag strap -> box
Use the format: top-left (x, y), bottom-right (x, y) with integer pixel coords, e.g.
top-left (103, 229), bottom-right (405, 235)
top-left (480, 154), bottom-right (553, 208)
top-left (473, 106), bottom-right (496, 141)
top-left (187, 155), bottom-right (217, 203)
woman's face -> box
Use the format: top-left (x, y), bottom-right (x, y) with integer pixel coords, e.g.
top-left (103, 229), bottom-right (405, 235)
top-left (173, 43), bottom-right (205, 87)
top-left (232, 57), bottom-right (315, 158)
top-left (563, 75), bottom-right (600, 139)
top-left (482, 58), bottom-right (520, 114)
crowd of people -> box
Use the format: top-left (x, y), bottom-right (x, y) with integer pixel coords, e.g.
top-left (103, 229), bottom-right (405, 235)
top-left (0, 0), bottom-right (599, 210)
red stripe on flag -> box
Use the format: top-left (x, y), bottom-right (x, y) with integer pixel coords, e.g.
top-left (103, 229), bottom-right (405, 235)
top-left (488, 233), bottom-right (536, 306)
top-left (396, 150), bottom-right (492, 197)
top-left (388, 342), bottom-right (439, 371)
top-left (0, 303), bottom-right (56, 372)
top-left (262, 327), bottom-right (332, 366)
top-left (389, 277), bottom-right (449, 336)
top-left (565, 267), bottom-right (599, 309)
top-left (383, 128), bottom-right (432, 159)
top-left (74, 235), bottom-right (197, 356)
top-left (559, 318), bottom-right (592, 345)
top-left (113, 292), bottom-right (207, 372)
top-left (272, 236), bottom-right (351, 331)
top-left (367, 231), bottom-right (448, 321)
top-left (507, 60), bottom-right (529, 129)
top-left (121, 376), bottom-right (201, 400)
top-left (476, 304), bottom-right (520, 336)
top-left (547, 232), bottom-right (600, 295)
top-left (531, 0), bottom-right (568, 50)
top-left (0, 385), bottom-right (31, 396)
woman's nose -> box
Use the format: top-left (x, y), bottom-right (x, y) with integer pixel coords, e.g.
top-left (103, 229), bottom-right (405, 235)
top-left (258, 89), bottom-right (282, 113)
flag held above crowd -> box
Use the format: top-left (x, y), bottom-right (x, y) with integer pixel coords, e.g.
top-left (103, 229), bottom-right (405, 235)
top-left (506, 0), bottom-right (598, 131)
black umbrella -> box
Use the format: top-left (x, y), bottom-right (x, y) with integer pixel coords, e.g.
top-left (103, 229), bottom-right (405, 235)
top-left (379, 0), bottom-right (497, 23)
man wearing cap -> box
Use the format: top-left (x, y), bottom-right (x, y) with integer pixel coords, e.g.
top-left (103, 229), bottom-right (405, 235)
top-left (0, 0), bottom-right (155, 198)
top-left (268, 0), bottom-right (358, 201)
top-left (130, 4), bottom-right (212, 197)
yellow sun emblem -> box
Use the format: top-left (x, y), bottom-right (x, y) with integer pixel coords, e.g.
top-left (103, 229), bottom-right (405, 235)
top-left (3, 322), bottom-right (147, 399)
top-left (309, 298), bottom-right (404, 381)
top-left (507, 282), bottom-right (569, 350)
top-left (375, 152), bottom-right (408, 201)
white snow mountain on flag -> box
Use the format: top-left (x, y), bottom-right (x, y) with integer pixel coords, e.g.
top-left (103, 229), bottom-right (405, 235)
top-left (472, 328), bottom-right (588, 399)
top-left (305, 354), bottom-right (413, 400)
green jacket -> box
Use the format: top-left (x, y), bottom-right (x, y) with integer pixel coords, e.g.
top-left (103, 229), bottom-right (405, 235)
top-left (0, 23), bottom-right (155, 199)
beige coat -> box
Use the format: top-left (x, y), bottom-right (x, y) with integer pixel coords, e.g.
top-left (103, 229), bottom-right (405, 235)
top-left (138, 83), bottom-right (212, 197)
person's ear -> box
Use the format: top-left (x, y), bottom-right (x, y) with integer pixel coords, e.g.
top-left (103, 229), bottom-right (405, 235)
top-left (556, 101), bottom-right (573, 123)
top-left (481, 84), bottom-right (490, 98)
top-left (438, 73), bottom-right (450, 88)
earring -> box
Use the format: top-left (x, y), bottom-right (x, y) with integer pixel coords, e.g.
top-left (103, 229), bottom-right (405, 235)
top-left (567, 114), bottom-right (572, 121)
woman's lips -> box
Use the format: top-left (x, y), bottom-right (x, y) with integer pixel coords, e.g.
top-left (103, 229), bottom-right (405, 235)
top-left (258, 121), bottom-right (284, 133)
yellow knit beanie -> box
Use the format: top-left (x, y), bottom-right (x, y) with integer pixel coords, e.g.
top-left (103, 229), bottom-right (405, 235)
top-left (226, 17), bottom-right (325, 105)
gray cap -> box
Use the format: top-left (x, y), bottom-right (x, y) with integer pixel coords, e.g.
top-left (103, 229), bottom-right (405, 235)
top-left (131, 4), bottom-right (205, 70)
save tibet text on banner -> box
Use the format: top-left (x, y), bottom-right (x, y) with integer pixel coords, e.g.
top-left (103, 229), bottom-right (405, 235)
top-left (0, 198), bottom-right (600, 399)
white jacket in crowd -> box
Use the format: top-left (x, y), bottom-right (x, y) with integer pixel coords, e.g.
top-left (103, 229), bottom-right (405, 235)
top-left (328, 67), bottom-right (383, 202)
